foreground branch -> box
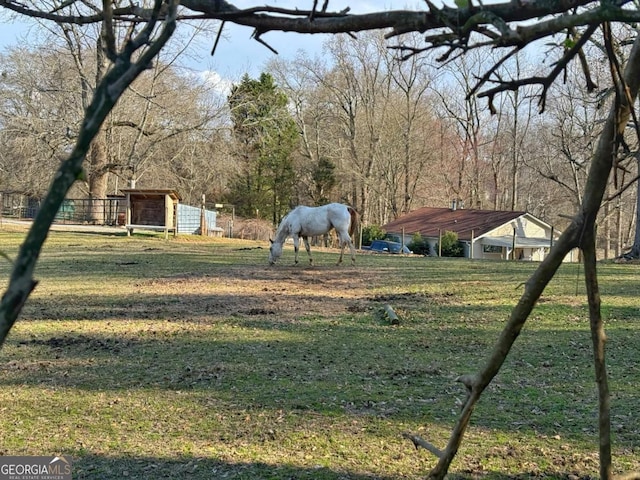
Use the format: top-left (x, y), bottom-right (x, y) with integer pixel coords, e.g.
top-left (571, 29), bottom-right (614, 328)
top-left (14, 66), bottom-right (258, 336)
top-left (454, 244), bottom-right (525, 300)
top-left (2, 0), bottom-right (639, 107)
top-left (582, 221), bottom-right (612, 479)
top-left (423, 33), bottom-right (640, 480)
top-left (402, 432), bottom-right (443, 458)
top-left (426, 226), bottom-right (578, 478)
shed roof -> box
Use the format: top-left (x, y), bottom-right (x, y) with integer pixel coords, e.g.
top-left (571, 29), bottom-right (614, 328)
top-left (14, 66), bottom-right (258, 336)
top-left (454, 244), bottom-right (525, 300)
top-left (120, 189), bottom-right (181, 201)
top-left (382, 207), bottom-right (530, 241)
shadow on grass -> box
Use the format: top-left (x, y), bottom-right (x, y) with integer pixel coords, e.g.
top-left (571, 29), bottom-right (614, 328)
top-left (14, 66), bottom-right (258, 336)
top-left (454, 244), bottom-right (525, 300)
top-left (72, 454), bottom-right (600, 480)
top-left (3, 320), bottom-right (639, 446)
top-left (74, 455), bottom-right (398, 479)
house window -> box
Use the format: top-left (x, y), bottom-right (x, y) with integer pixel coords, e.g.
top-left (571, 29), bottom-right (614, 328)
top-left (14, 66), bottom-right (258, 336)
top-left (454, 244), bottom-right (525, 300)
top-left (483, 244), bottom-right (502, 253)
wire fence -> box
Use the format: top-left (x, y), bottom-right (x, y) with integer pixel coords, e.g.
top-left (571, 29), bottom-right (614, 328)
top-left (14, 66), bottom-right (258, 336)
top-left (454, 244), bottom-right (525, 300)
top-left (1, 192), bottom-right (126, 226)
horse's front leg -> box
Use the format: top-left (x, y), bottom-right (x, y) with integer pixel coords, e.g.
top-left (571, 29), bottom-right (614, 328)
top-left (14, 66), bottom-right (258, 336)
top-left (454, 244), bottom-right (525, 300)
top-left (302, 236), bottom-right (313, 265)
top-left (293, 236), bottom-right (300, 264)
top-left (337, 240), bottom-right (345, 265)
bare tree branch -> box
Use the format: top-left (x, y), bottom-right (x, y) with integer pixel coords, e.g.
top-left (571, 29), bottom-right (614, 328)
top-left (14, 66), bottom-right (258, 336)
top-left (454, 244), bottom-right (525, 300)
top-left (3, 0), bottom-right (636, 109)
top-left (401, 432), bottom-right (444, 458)
top-left (478, 23), bottom-right (599, 113)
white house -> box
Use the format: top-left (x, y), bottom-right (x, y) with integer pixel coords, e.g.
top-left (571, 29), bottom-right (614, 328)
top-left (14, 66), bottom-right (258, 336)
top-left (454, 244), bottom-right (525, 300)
top-left (382, 206), bottom-right (577, 262)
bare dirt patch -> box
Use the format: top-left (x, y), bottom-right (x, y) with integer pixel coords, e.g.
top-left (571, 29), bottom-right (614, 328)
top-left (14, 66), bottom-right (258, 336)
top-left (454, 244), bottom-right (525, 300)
top-left (135, 265), bottom-right (374, 322)
top-left (19, 335), bottom-right (137, 353)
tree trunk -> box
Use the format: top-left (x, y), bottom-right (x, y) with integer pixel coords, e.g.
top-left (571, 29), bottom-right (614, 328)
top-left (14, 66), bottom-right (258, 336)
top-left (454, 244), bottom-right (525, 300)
top-left (87, 31), bottom-right (110, 224)
top-left (428, 223), bottom-right (580, 478)
top-left (582, 223), bottom-right (612, 480)
top-left (603, 200), bottom-right (610, 259)
top-left (88, 128), bottom-right (109, 223)
top-left (510, 87), bottom-right (519, 211)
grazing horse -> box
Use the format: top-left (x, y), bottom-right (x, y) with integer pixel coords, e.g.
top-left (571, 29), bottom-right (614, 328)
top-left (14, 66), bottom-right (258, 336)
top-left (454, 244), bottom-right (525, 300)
top-left (269, 203), bottom-right (358, 266)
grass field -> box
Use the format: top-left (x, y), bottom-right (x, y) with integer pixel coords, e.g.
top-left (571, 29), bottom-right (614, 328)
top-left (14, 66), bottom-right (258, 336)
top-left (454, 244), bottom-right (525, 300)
top-left (0, 225), bottom-right (638, 479)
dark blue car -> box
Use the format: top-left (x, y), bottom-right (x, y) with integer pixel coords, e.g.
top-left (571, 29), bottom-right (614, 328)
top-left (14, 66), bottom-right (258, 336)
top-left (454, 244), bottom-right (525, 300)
top-left (364, 240), bottom-right (412, 254)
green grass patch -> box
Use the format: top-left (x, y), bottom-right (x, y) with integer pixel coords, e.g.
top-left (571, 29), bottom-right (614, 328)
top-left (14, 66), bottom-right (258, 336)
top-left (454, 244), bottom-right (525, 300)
top-left (0, 227), bottom-right (638, 479)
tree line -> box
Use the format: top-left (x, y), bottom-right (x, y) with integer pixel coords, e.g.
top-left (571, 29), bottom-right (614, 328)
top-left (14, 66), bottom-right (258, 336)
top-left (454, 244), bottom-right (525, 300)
top-left (1, 27), bottom-right (637, 256)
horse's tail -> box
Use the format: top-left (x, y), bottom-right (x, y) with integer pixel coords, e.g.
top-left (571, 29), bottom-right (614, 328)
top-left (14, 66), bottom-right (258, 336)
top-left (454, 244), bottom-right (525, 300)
top-left (347, 206), bottom-right (359, 238)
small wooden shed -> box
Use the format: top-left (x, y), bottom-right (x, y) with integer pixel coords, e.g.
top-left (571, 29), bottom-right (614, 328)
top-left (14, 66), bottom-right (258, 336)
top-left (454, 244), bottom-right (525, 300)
top-left (121, 188), bottom-right (180, 239)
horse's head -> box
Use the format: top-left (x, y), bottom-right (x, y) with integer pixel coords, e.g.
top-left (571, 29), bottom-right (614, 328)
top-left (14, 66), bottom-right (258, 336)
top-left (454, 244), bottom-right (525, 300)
top-left (268, 239), bottom-right (283, 265)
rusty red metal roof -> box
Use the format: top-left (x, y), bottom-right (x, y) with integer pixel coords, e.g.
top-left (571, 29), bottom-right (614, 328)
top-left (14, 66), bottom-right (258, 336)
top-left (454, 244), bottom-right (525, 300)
top-left (382, 207), bottom-right (528, 241)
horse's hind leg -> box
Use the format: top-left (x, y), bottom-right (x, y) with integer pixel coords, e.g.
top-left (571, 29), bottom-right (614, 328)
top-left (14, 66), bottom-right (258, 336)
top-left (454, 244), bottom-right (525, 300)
top-left (336, 233), bottom-right (346, 265)
top-left (337, 240), bottom-right (355, 266)
top-left (348, 239), bottom-right (356, 265)
top-left (337, 243), bottom-right (345, 265)
top-left (302, 236), bottom-right (313, 265)
top-left (336, 231), bottom-right (355, 266)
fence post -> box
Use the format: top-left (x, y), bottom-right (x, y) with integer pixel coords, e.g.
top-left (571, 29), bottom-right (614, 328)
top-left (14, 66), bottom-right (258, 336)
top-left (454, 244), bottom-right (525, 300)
top-left (200, 194), bottom-right (207, 236)
top-left (470, 229), bottom-right (474, 259)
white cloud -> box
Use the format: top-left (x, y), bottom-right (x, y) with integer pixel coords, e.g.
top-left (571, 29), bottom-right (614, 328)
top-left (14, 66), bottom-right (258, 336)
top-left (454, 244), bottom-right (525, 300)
top-left (197, 70), bottom-right (234, 96)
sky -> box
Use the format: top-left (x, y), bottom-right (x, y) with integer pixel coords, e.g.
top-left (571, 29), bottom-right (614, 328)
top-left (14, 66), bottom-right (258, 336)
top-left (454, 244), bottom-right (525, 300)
top-left (0, 0), bottom-right (426, 85)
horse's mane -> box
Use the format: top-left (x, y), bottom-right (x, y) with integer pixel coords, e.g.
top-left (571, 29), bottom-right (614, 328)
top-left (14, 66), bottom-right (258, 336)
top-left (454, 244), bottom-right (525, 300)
top-left (273, 211), bottom-right (292, 242)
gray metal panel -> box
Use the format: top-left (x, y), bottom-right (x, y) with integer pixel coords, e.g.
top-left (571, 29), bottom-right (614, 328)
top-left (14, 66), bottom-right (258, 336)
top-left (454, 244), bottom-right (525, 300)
top-left (177, 204), bottom-right (217, 234)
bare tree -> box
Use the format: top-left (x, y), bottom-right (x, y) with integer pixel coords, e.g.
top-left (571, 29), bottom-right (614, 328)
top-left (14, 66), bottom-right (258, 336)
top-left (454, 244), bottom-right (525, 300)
top-left (323, 32), bottom-right (394, 223)
top-left (385, 31), bottom-right (438, 218)
top-left (272, 36), bottom-right (442, 223)
top-left (0, 48), bottom-right (75, 197)
top-left (268, 53), bottom-right (340, 206)
top-left (148, 125), bottom-right (234, 206)
top-left (495, 54), bottom-right (537, 211)
top-left (627, 153), bottom-right (640, 257)
top-left (433, 50), bottom-right (490, 209)
top-left (1, 0), bottom-right (180, 339)
top-left (0, 40), bottom-right (229, 203)
top-left (530, 65), bottom-right (604, 208)
top-left (47, 14), bottom-right (112, 222)
top-left (1, 2), bottom-right (640, 479)
top-left (107, 62), bottom-right (228, 191)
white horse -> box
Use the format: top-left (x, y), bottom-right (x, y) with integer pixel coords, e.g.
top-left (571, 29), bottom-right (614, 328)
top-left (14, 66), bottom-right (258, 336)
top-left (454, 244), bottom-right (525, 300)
top-left (269, 203), bottom-right (358, 266)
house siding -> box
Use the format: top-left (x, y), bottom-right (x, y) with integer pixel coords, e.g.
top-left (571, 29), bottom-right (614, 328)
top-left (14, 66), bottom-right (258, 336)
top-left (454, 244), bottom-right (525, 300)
top-left (490, 216), bottom-right (548, 238)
